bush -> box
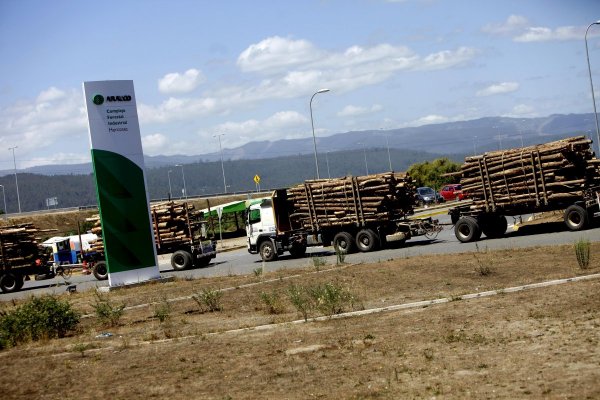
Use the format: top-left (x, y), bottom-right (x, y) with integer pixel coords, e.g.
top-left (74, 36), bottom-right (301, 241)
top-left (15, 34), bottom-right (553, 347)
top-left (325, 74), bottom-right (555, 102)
top-left (92, 292), bottom-right (126, 327)
top-left (259, 291), bottom-right (286, 314)
top-left (574, 238), bottom-right (591, 270)
top-left (0, 295), bottom-right (80, 349)
top-left (192, 288), bottom-right (223, 312)
top-left (287, 281), bottom-right (360, 321)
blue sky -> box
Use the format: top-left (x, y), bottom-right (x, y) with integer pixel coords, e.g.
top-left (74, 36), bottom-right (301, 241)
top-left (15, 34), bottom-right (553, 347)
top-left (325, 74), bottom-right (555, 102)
top-left (1, 0), bottom-right (599, 170)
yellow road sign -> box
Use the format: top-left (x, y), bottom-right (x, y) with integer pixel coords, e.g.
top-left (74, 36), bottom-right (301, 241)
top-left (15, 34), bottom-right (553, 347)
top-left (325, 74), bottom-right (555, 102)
top-left (254, 174), bottom-right (261, 184)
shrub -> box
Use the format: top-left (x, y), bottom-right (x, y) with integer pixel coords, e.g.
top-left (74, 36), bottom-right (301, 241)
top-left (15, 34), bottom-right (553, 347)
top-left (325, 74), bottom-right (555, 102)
top-left (287, 283), bottom-right (313, 322)
top-left (308, 281), bottom-right (357, 316)
top-left (153, 297), bottom-right (172, 323)
top-left (259, 291), bottom-right (286, 314)
top-left (92, 292), bottom-right (125, 327)
top-left (574, 238), bottom-right (591, 270)
top-left (0, 295), bottom-right (80, 349)
top-left (192, 288), bottom-right (223, 312)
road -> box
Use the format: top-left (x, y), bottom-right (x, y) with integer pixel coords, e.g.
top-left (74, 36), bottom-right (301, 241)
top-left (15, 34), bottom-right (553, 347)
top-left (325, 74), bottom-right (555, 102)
top-left (3, 212), bottom-right (599, 301)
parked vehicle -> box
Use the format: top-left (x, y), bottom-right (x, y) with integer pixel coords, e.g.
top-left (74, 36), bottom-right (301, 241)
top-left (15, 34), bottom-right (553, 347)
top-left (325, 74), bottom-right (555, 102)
top-left (440, 184), bottom-right (465, 201)
top-left (417, 187), bottom-right (444, 205)
top-left (247, 173), bottom-right (441, 261)
top-left (449, 136), bottom-right (600, 242)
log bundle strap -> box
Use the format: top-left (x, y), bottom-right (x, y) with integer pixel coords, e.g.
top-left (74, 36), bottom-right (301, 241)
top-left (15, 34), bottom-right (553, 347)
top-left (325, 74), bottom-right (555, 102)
top-left (285, 172), bottom-right (417, 230)
top-left (458, 136), bottom-right (600, 212)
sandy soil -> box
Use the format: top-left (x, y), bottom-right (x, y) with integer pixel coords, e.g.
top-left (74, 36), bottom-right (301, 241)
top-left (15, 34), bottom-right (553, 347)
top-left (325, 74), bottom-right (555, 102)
top-left (0, 243), bottom-right (599, 399)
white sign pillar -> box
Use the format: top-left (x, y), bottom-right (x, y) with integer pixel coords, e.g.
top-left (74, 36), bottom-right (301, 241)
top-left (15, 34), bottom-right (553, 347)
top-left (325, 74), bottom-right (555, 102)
top-left (83, 80), bottom-right (160, 287)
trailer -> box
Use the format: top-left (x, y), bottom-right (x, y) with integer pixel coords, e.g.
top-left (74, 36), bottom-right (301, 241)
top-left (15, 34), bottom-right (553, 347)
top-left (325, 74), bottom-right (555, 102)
top-left (0, 223), bottom-right (54, 293)
top-left (86, 201), bottom-right (217, 280)
top-left (247, 172), bottom-right (441, 261)
top-left (449, 136), bottom-right (600, 242)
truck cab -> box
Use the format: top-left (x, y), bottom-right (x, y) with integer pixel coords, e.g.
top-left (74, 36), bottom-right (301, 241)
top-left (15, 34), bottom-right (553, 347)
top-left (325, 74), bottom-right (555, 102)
top-left (246, 198), bottom-right (277, 255)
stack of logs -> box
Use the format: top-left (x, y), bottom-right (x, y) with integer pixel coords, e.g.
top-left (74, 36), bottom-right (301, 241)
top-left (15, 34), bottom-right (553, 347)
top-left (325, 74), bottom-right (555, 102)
top-left (457, 136), bottom-right (600, 211)
top-left (151, 201), bottom-right (203, 250)
top-left (0, 223), bottom-right (44, 268)
top-left (286, 172), bottom-right (417, 230)
top-left (84, 201), bottom-right (203, 253)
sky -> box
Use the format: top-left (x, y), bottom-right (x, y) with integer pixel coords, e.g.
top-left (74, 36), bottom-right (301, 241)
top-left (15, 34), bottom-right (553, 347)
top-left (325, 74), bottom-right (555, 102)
top-left (1, 0), bottom-right (599, 172)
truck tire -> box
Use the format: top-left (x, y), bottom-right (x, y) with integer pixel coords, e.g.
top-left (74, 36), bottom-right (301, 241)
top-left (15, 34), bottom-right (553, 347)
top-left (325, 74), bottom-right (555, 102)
top-left (260, 240), bottom-right (278, 262)
top-left (564, 205), bottom-right (589, 231)
top-left (333, 231), bottom-right (355, 255)
top-left (455, 216), bottom-right (481, 243)
top-left (289, 242), bottom-right (307, 258)
top-left (0, 273), bottom-right (21, 293)
top-left (482, 215), bottom-right (507, 238)
top-left (355, 229), bottom-right (379, 252)
top-left (93, 261), bottom-right (109, 280)
top-left (171, 250), bottom-right (193, 270)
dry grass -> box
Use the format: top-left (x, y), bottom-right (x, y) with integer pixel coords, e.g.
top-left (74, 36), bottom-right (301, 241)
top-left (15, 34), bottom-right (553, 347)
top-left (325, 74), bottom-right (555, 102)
top-left (0, 243), bottom-right (599, 399)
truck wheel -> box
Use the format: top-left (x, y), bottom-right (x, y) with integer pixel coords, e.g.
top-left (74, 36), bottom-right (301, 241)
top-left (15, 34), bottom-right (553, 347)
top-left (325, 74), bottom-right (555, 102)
top-left (171, 250), bottom-right (193, 270)
top-left (289, 243), bottom-right (307, 258)
top-left (0, 273), bottom-right (21, 293)
top-left (482, 215), bottom-right (507, 238)
top-left (455, 217), bottom-right (481, 243)
top-left (564, 205), bottom-right (589, 231)
top-left (93, 261), bottom-right (109, 280)
top-left (355, 229), bottom-right (379, 252)
top-left (333, 231), bottom-right (355, 255)
top-left (260, 240), bottom-right (278, 262)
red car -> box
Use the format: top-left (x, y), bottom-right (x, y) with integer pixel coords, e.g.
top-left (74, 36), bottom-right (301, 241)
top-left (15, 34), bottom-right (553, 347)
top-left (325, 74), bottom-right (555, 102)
top-left (440, 184), bottom-right (465, 201)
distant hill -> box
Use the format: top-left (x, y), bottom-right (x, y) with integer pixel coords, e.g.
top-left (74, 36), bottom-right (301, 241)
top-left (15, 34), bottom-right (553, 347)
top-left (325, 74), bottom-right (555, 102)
top-left (1, 113), bottom-right (595, 178)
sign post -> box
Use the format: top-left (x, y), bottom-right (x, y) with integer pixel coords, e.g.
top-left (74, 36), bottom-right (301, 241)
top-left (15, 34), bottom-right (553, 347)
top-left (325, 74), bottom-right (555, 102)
top-left (82, 80), bottom-right (160, 287)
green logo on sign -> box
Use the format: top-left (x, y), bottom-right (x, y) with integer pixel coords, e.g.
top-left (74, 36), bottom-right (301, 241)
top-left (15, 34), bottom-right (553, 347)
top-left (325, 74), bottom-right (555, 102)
top-left (92, 94), bottom-right (104, 105)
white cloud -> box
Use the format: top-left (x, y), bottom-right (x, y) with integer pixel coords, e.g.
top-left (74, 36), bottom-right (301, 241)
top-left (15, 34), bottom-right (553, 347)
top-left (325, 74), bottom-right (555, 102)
top-left (503, 104), bottom-right (536, 117)
top-left (211, 111), bottom-right (309, 142)
top-left (407, 114), bottom-right (449, 127)
top-left (158, 68), bottom-right (205, 94)
top-left (337, 104), bottom-right (383, 117)
top-left (482, 15), bottom-right (529, 35)
top-left (237, 36), bottom-right (321, 73)
top-left (514, 26), bottom-right (584, 42)
top-left (483, 15), bottom-right (593, 42)
top-left (142, 133), bottom-right (169, 154)
top-left (476, 82), bottom-right (519, 97)
top-left (37, 87), bottom-right (67, 103)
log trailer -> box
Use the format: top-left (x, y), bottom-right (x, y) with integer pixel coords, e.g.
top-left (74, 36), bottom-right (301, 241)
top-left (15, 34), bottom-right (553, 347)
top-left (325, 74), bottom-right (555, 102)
top-left (86, 201), bottom-right (217, 280)
top-left (247, 172), bottom-right (441, 261)
top-left (449, 136), bottom-right (600, 242)
top-left (0, 224), bottom-right (54, 293)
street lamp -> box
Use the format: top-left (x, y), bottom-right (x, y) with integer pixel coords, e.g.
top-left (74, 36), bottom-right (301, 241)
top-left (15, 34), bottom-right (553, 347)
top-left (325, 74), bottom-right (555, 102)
top-left (309, 88), bottom-right (330, 179)
top-left (0, 185), bottom-right (6, 219)
top-left (358, 142), bottom-right (369, 175)
top-left (213, 133), bottom-right (227, 193)
top-left (585, 20), bottom-right (600, 154)
top-left (175, 164), bottom-right (187, 199)
top-left (167, 170), bottom-right (173, 199)
top-left (385, 135), bottom-right (392, 171)
top-left (8, 146), bottom-right (21, 213)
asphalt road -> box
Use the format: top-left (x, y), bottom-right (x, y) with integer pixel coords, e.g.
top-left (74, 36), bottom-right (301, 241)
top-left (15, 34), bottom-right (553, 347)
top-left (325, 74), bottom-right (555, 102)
top-left (3, 212), bottom-right (599, 301)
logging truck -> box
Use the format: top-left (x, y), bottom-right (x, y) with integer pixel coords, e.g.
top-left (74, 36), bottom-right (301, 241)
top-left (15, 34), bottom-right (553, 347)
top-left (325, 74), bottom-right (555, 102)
top-left (0, 224), bottom-right (54, 293)
top-left (247, 173), bottom-right (441, 261)
top-left (86, 201), bottom-right (217, 280)
top-left (449, 136), bottom-right (600, 243)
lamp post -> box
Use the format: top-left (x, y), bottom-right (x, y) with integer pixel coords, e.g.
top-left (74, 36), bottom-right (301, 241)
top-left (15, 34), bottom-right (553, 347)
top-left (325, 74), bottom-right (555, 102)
top-left (167, 170), bottom-right (173, 199)
top-left (585, 20), bottom-right (600, 154)
top-left (325, 151), bottom-right (331, 179)
top-left (385, 135), bottom-right (392, 171)
top-left (472, 136), bottom-right (478, 155)
top-left (175, 164), bottom-right (187, 199)
top-left (0, 185), bottom-right (6, 219)
top-left (213, 133), bottom-right (227, 193)
top-left (309, 88), bottom-right (330, 179)
top-left (359, 142), bottom-right (369, 175)
top-left (8, 146), bottom-right (21, 213)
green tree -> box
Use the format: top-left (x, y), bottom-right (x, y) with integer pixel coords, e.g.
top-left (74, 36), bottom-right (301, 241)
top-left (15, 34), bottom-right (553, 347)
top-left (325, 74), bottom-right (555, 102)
top-left (407, 158), bottom-right (461, 188)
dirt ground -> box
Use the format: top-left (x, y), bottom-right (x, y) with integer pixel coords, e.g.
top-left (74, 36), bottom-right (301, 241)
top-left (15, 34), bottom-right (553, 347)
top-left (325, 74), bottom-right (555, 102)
top-left (0, 242), bottom-right (599, 399)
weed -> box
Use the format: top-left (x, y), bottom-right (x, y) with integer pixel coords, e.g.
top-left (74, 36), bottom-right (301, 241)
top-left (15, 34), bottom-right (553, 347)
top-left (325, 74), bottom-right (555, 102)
top-left (192, 288), bottom-right (223, 312)
top-left (335, 248), bottom-right (346, 265)
top-left (287, 283), bottom-right (313, 322)
top-left (0, 295), bottom-right (80, 349)
top-left (259, 291), bottom-right (286, 314)
top-left (72, 342), bottom-right (94, 357)
top-left (574, 238), bottom-right (591, 270)
top-left (153, 297), bottom-right (172, 323)
top-left (92, 292), bottom-right (125, 327)
top-left (253, 267), bottom-right (263, 277)
top-left (308, 281), bottom-right (357, 316)
top-left (311, 256), bottom-right (327, 271)
top-left (473, 243), bottom-right (494, 276)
